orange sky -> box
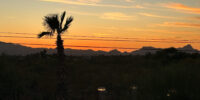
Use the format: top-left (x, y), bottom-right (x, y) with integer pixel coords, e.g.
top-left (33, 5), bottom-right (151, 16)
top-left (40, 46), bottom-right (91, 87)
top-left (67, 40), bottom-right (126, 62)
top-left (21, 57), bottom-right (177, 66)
top-left (0, 0), bottom-right (200, 52)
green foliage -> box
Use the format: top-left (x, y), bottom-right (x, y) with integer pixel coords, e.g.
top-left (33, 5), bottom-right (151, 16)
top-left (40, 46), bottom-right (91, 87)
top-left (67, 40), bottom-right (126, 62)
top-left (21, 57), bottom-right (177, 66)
top-left (0, 50), bottom-right (200, 100)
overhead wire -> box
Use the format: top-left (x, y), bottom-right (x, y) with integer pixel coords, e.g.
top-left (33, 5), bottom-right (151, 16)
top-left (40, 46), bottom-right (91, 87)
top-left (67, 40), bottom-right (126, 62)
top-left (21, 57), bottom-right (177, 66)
top-left (0, 32), bottom-right (199, 50)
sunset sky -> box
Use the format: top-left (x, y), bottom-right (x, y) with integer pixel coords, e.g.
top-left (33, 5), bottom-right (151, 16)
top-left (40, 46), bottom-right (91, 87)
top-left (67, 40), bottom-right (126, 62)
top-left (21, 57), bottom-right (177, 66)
top-left (0, 0), bottom-right (200, 52)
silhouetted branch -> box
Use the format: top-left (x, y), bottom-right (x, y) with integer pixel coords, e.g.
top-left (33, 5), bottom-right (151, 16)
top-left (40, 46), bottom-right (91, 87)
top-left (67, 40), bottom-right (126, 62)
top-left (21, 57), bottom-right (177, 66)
top-left (38, 32), bottom-right (53, 38)
top-left (60, 11), bottom-right (66, 29)
top-left (62, 16), bottom-right (73, 32)
top-left (44, 14), bottom-right (59, 33)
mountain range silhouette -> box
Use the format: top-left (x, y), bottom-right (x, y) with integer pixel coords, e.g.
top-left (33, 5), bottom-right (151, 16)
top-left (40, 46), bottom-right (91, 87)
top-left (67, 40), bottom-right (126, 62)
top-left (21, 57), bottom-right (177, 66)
top-left (0, 41), bottom-right (199, 56)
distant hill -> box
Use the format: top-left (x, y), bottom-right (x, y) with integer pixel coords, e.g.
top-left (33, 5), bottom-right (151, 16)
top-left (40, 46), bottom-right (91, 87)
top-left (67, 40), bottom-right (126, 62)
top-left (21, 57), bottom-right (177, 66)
top-left (0, 41), bottom-right (45, 55)
top-left (177, 44), bottom-right (199, 54)
top-left (131, 46), bottom-right (161, 55)
top-left (0, 41), bottom-right (199, 56)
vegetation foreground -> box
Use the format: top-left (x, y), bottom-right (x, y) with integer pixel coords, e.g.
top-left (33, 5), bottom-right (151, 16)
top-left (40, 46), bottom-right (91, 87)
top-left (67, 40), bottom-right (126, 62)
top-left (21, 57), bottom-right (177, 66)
top-left (0, 48), bottom-right (200, 100)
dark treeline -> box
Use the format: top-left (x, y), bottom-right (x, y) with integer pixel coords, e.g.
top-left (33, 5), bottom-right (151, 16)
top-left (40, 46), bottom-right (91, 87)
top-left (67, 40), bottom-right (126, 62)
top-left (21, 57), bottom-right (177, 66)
top-left (0, 48), bottom-right (200, 100)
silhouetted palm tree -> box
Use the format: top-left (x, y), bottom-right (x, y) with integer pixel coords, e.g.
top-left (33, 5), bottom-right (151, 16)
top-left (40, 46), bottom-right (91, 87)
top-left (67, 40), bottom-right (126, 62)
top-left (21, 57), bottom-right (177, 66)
top-left (38, 11), bottom-right (73, 59)
top-left (38, 11), bottom-right (73, 100)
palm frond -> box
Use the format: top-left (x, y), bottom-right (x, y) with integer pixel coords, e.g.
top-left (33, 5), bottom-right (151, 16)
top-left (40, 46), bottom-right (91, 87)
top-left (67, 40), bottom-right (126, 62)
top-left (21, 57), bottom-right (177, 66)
top-left (60, 11), bottom-right (66, 28)
top-left (38, 32), bottom-right (53, 38)
top-left (62, 16), bottom-right (73, 32)
top-left (44, 14), bottom-right (60, 32)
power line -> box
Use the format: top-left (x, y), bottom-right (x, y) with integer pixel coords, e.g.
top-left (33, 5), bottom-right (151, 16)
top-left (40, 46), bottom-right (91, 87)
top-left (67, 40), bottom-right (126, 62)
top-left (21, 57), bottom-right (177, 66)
top-left (1, 32), bottom-right (199, 51)
top-left (0, 32), bottom-right (198, 43)
top-left (0, 35), bottom-right (199, 43)
top-left (0, 32), bottom-right (37, 35)
top-left (0, 36), bottom-right (36, 39)
top-left (0, 32), bottom-right (139, 39)
top-left (18, 43), bottom-right (139, 50)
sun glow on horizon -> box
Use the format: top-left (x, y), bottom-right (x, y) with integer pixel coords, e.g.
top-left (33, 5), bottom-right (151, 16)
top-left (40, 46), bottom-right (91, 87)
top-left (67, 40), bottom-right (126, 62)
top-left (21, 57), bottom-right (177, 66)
top-left (0, 0), bottom-right (200, 52)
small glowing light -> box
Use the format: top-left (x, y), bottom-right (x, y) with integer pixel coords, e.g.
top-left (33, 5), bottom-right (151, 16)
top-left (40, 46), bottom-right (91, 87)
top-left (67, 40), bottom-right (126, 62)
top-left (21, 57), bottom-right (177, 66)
top-left (131, 85), bottom-right (137, 90)
top-left (97, 87), bottom-right (106, 92)
top-left (167, 93), bottom-right (170, 97)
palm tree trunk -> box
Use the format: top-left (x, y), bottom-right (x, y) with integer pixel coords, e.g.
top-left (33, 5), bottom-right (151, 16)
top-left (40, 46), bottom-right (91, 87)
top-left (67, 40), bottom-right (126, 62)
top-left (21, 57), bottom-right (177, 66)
top-left (56, 34), bottom-right (65, 60)
top-left (56, 34), bottom-right (67, 100)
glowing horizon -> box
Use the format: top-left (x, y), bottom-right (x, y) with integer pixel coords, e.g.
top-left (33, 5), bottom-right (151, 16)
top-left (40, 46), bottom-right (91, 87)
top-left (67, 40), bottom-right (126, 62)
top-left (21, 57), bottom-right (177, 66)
top-left (0, 0), bottom-right (200, 52)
